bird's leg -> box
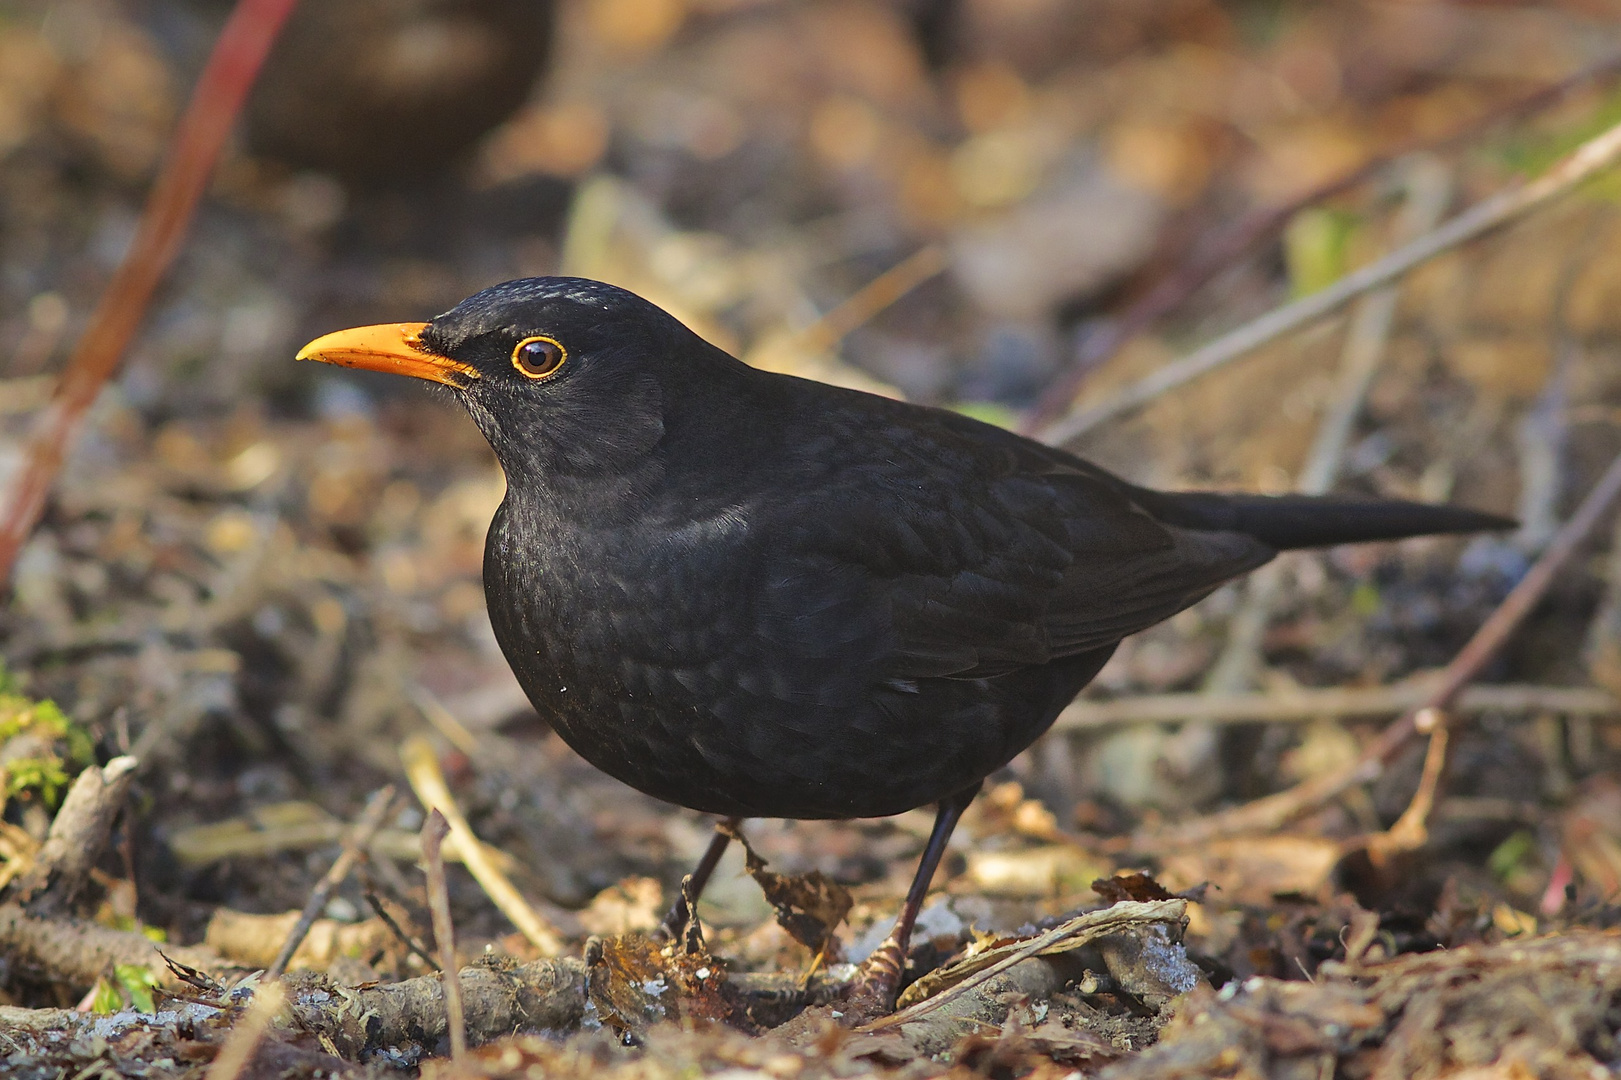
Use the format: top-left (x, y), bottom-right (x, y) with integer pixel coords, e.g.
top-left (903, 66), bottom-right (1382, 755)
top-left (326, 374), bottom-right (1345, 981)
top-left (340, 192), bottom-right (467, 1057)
top-left (654, 817), bottom-right (741, 942)
top-left (848, 782), bottom-right (981, 1014)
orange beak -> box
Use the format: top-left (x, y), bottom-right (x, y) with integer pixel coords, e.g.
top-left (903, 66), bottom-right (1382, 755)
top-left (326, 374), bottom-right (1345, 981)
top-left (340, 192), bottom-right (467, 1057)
top-left (295, 322), bottom-right (479, 388)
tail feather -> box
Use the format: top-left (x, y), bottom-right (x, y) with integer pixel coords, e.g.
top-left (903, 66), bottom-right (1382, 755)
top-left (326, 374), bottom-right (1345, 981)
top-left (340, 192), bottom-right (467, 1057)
top-left (1135, 490), bottom-right (1515, 551)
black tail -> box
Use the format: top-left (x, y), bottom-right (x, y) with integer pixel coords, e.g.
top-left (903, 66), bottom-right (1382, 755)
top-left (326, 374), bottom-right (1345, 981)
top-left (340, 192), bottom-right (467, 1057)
top-left (1135, 489), bottom-right (1515, 551)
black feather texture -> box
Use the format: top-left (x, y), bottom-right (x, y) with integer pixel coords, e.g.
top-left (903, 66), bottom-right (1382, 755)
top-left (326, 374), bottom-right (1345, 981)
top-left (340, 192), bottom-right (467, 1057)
top-left (403, 276), bottom-right (1514, 820)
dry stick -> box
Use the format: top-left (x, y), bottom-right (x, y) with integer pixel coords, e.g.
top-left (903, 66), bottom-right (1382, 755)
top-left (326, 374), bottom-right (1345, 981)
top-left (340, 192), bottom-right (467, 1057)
top-left (361, 887), bottom-right (439, 972)
top-left (203, 979), bottom-right (286, 1080)
top-left (1039, 116), bottom-right (1621, 447)
top-left (1022, 52), bottom-right (1621, 435)
top-left (795, 245), bottom-right (948, 356)
top-left (265, 785), bottom-right (396, 980)
top-left (7, 756), bottom-right (137, 914)
top-left (421, 811), bottom-right (467, 1064)
top-left (410, 683), bottom-right (481, 758)
top-left (861, 899), bottom-right (1186, 1031)
top-left (399, 735), bottom-right (564, 956)
top-left (0, 0), bottom-right (299, 584)
top-left (1138, 446), bottom-right (1621, 850)
top-left (1051, 682), bottom-right (1616, 731)
top-left (1203, 157), bottom-right (1454, 694)
top-left (1367, 707), bottom-right (1452, 865)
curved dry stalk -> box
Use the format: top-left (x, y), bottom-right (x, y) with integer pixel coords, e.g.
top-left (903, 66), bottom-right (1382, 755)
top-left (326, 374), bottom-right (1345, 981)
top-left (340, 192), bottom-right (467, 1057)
top-left (400, 736), bottom-right (565, 956)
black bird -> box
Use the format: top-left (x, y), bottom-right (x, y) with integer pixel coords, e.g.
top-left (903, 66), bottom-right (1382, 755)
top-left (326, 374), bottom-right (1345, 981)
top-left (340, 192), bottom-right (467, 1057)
top-left (298, 277), bottom-right (1510, 1009)
top-left (244, 0), bottom-right (553, 182)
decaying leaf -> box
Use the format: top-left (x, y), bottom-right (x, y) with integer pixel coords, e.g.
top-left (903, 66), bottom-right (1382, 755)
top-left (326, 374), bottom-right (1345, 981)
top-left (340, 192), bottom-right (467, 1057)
top-left (585, 933), bottom-right (732, 1037)
top-left (730, 826), bottom-right (853, 960)
top-left (1093, 871), bottom-right (1175, 903)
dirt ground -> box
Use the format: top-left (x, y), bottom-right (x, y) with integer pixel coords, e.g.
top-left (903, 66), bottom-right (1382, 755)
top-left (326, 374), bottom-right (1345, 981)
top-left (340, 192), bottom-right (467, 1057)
top-left (4, 0), bottom-right (1621, 1077)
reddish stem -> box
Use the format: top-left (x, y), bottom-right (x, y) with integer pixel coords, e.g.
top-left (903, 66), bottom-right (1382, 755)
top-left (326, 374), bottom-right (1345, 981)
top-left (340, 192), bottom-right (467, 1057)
top-left (0, 0), bottom-right (299, 582)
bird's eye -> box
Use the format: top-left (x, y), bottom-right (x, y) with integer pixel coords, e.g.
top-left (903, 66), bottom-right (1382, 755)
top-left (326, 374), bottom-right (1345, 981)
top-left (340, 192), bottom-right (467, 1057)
top-left (511, 336), bottom-right (566, 379)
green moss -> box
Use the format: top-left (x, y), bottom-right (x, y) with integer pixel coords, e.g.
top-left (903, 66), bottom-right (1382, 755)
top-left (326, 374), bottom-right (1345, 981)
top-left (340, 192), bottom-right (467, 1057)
top-left (0, 663), bottom-right (94, 810)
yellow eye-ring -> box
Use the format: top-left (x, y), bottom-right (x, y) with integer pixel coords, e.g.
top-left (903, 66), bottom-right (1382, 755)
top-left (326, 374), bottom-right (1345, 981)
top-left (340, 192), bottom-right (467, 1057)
top-left (511, 336), bottom-right (566, 380)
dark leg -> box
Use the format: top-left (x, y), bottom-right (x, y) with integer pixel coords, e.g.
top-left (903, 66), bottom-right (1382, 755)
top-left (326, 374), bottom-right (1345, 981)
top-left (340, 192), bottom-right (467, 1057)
top-left (655, 817), bottom-right (741, 941)
top-left (850, 782), bottom-right (981, 1013)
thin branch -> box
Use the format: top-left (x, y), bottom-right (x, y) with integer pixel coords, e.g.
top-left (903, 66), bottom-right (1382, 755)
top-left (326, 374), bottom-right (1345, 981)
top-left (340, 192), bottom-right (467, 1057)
top-left (0, 903), bottom-right (229, 989)
top-left (1039, 116), bottom-right (1621, 445)
top-left (421, 811), bottom-right (467, 1064)
top-left (1050, 682), bottom-right (1616, 731)
top-left (362, 886), bottom-right (439, 973)
top-left (861, 899), bottom-right (1186, 1031)
top-left (265, 786), bottom-right (395, 980)
top-left (1135, 446), bottom-right (1621, 849)
top-left (6, 756), bottom-right (137, 914)
top-left (0, 0), bottom-right (300, 584)
top-left (796, 245), bottom-right (947, 356)
top-left (1365, 708), bottom-right (1451, 865)
top-left (1021, 51), bottom-right (1621, 435)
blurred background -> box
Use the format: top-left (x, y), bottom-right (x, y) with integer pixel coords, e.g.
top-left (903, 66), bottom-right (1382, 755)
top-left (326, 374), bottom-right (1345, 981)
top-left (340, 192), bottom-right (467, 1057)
top-left (4, 0), bottom-right (1621, 985)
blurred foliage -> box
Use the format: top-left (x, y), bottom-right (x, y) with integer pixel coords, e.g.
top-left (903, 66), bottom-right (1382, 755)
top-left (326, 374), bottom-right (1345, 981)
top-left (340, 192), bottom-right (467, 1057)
top-left (0, 664), bottom-right (92, 811)
top-left (87, 963), bottom-right (160, 1014)
top-left (1284, 207), bottom-right (1361, 298)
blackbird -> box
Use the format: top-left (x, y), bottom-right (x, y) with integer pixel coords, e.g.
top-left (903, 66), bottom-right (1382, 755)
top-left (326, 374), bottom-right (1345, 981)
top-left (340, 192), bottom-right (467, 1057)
top-left (243, 0), bottom-right (553, 181)
top-left (298, 277), bottom-right (1511, 1008)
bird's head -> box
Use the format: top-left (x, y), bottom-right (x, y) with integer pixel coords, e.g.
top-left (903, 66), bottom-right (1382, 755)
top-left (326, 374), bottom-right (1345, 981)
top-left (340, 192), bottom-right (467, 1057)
top-left (297, 277), bottom-right (730, 479)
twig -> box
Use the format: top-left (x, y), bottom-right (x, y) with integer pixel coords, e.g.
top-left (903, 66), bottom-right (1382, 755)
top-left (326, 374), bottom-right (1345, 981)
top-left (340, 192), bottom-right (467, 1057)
top-left (1039, 116), bottom-right (1621, 445)
top-left (362, 887), bottom-right (439, 972)
top-left (7, 756), bottom-right (138, 915)
top-left (410, 683), bottom-right (481, 758)
top-left (400, 736), bottom-right (564, 956)
top-left (204, 980), bottom-right (285, 1080)
top-left (421, 811), bottom-right (466, 1063)
top-left (1022, 52), bottom-right (1621, 435)
top-left (1137, 446), bottom-right (1621, 849)
top-left (1051, 682), bottom-right (1616, 731)
top-left (0, 0), bottom-right (299, 584)
top-left (796, 245), bottom-right (948, 355)
top-left (1203, 157), bottom-right (1454, 694)
top-left (1365, 708), bottom-right (1451, 865)
top-left (265, 786), bottom-right (395, 980)
top-left (861, 899), bottom-right (1186, 1031)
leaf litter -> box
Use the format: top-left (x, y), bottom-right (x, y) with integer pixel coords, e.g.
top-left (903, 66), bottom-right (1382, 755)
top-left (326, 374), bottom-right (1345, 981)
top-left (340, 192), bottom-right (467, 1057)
top-left (5, 0), bottom-right (1621, 1078)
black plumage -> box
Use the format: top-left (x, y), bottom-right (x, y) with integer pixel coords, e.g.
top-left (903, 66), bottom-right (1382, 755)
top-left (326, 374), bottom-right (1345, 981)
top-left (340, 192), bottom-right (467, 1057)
top-left (298, 276), bottom-right (1511, 1008)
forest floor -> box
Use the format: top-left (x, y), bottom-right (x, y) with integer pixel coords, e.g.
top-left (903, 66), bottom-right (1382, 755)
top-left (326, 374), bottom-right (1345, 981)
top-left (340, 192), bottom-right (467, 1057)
top-left (5, 0), bottom-right (1621, 1077)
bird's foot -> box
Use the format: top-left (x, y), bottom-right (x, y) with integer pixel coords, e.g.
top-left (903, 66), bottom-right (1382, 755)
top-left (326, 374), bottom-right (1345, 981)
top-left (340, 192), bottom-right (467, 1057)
top-left (840, 936), bottom-right (906, 1021)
